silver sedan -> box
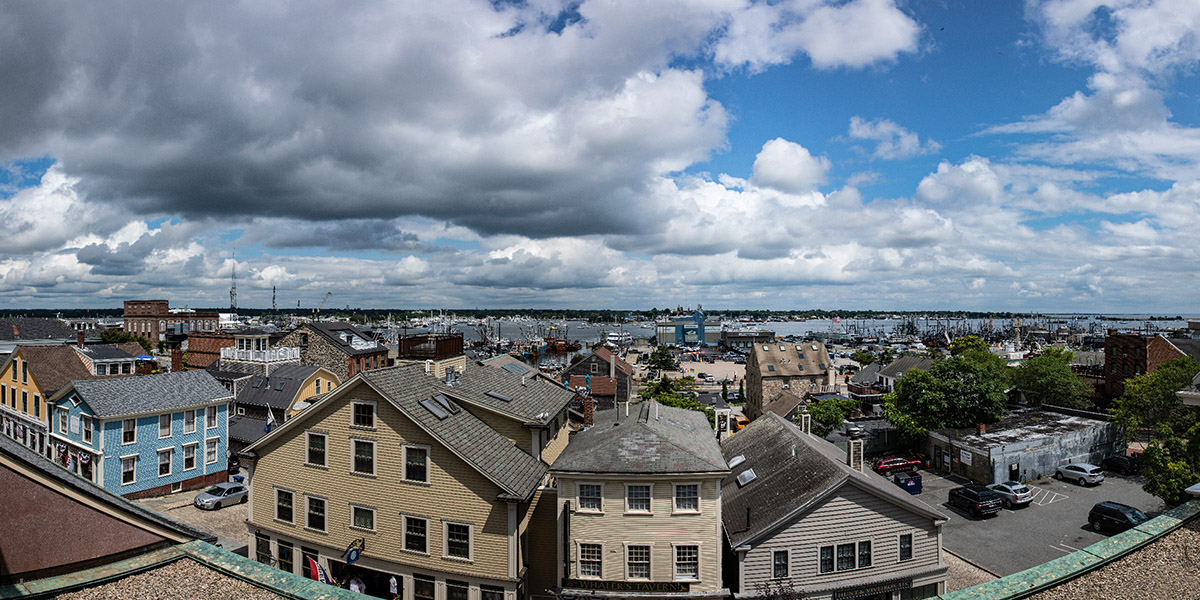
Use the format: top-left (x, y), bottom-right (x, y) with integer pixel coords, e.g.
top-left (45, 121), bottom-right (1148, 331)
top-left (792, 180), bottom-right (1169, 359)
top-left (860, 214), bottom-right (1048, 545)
top-left (987, 481), bottom-right (1033, 508)
top-left (194, 482), bottom-right (248, 510)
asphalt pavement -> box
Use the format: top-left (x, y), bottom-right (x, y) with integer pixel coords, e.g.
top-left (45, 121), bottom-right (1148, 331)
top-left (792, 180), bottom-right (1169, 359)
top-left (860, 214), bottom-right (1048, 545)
top-left (911, 469), bottom-right (1167, 576)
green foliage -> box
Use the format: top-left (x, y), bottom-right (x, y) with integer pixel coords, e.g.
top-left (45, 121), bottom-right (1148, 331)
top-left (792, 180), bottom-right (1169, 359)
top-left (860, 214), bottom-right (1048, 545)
top-left (648, 345), bottom-right (676, 370)
top-left (1140, 423), bottom-right (1200, 506)
top-left (883, 355), bottom-right (1008, 439)
top-left (642, 375), bottom-right (712, 426)
top-left (100, 329), bottom-right (152, 354)
top-left (805, 397), bottom-right (860, 437)
top-left (1012, 347), bottom-right (1091, 409)
top-left (737, 380), bottom-right (745, 404)
top-left (1112, 357), bottom-right (1200, 436)
top-left (851, 351), bottom-right (876, 366)
top-left (949, 335), bottom-right (990, 357)
top-left (721, 380), bottom-right (729, 401)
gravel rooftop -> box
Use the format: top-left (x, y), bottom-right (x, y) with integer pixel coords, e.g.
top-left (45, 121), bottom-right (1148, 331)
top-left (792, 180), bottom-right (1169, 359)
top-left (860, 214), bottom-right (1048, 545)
top-left (56, 558), bottom-right (285, 600)
top-left (1028, 519), bottom-right (1200, 600)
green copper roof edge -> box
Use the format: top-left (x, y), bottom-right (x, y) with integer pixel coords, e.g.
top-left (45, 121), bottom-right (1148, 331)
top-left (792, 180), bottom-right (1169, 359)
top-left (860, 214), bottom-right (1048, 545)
top-left (938, 499), bottom-right (1200, 600)
top-left (177, 540), bottom-right (367, 600)
top-left (0, 545), bottom-right (186, 599)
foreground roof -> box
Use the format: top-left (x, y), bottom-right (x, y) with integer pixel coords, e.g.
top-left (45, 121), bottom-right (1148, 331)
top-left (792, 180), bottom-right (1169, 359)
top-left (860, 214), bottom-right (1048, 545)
top-left (551, 401), bottom-right (728, 475)
top-left (450, 361), bottom-right (575, 425)
top-left (721, 412), bottom-right (945, 548)
top-left (64, 370), bottom-right (233, 418)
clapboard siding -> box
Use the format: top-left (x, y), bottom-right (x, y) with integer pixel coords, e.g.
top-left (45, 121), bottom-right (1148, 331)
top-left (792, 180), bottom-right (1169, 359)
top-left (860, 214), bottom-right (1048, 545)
top-left (559, 476), bottom-right (723, 590)
top-left (742, 483), bottom-right (940, 588)
top-left (250, 384), bottom-right (513, 580)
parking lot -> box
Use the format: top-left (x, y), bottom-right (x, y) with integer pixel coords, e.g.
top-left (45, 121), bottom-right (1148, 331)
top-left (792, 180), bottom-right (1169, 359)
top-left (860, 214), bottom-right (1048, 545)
top-left (912, 469), bottom-right (1166, 576)
top-left (135, 487), bottom-right (249, 554)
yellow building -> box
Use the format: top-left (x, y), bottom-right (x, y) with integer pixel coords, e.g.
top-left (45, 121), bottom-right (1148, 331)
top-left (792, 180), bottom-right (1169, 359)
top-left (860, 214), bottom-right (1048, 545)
top-left (243, 362), bottom-right (575, 600)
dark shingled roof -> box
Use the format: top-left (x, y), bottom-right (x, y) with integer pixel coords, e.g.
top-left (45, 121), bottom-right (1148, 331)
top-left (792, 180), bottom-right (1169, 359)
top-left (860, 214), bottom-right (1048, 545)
top-left (10, 345), bottom-right (101, 397)
top-left (359, 365), bottom-right (549, 500)
top-left (551, 401), bottom-right (728, 475)
top-left (75, 343), bottom-right (138, 361)
top-left (65, 370), bottom-right (233, 418)
top-left (228, 415), bottom-right (268, 445)
top-left (307, 322), bottom-right (385, 356)
top-left (1168, 338), bottom-right (1200, 360)
top-left (0, 317), bottom-right (76, 340)
top-left (762, 389), bottom-right (805, 418)
top-left (234, 365), bottom-right (323, 411)
top-left (721, 413), bottom-right (945, 548)
top-left (878, 356), bottom-right (935, 379)
top-left (450, 362), bottom-right (575, 425)
top-left (851, 362), bottom-right (882, 384)
top-left (0, 433), bottom-right (214, 543)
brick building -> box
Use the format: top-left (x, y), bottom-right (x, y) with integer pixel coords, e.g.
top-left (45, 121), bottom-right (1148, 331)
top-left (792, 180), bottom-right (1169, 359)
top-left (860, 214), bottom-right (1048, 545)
top-left (745, 340), bottom-right (836, 420)
top-left (1104, 333), bottom-right (1200, 398)
top-left (123, 300), bottom-right (219, 344)
top-left (276, 322), bottom-right (388, 379)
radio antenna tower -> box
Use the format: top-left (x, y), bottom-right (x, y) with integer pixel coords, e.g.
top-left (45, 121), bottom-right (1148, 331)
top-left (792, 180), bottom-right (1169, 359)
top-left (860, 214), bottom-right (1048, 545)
top-left (229, 251), bottom-right (238, 311)
top-left (272, 286), bottom-right (277, 313)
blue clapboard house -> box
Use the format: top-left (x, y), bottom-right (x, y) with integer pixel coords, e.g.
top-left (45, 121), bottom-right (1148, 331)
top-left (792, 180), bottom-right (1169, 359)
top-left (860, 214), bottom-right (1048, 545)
top-left (47, 370), bottom-right (233, 498)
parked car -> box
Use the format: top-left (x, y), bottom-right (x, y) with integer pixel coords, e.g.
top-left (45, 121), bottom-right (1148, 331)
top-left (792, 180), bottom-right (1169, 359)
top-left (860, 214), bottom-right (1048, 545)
top-left (194, 482), bottom-right (248, 510)
top-left (987, 481), bottom-right (1033, 508)
top-left (1101, 455), bottom-right (1142, 475)
top-left (1088, 501), bottom-right (1149, 532)
top-left (1056, 463), bottom-right (1105, 486)
top-left (948, 484), bottom-right (1004, 517)
top-left (872, 456), bottom-right (922, 474)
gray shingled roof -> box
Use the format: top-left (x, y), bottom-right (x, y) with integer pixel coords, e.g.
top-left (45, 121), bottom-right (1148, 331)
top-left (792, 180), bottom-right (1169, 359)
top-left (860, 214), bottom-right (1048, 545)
top-left (235, 365), bottom-right (322, 411)
top-left (551, 402), bottom-right (728, 475)
top-left (1169, 338), bottom-right (1200, 360)
top-left (307, 322), bottom-right (384, 356)
top-left (228, 415), bottom-right (268, 445)
top-left (360, 365), bottom-right (549, 500)
top-left (721, 413), bottom-right (945, 548)
top-left (850, 362), bottom-right (882, 384)
top-left (448, 362), bottom-right (575, 425)
top-left (9, 345), bottom-right (100, 397)
top-left (878, 355), bottom-right (934, 379)
top-left (0, 317), bottom-right (76, 340)
top-left (75, 344), bottom-right (137, 361)
top-left (0, 433), bottom-right (214, 543)
top-left (66, 370), bottom-right (233, 418)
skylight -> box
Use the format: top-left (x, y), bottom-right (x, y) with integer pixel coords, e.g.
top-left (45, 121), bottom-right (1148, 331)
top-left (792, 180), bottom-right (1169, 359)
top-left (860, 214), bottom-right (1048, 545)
top-left (419, 398), bottom-right (449, 420)
top-left (736, 469), bottom-right (757, 487)
top-left (728, 455), bottom-right (746, 468)
top-left (433, 393), bottom-right (459, 414)
top-left (485, 391), bottom-right (513, 402)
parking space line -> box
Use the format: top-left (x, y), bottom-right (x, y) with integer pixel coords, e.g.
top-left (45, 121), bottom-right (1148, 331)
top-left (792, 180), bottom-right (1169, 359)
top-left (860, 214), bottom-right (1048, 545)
top-left (1028, 487), bottom-right (1068, 506)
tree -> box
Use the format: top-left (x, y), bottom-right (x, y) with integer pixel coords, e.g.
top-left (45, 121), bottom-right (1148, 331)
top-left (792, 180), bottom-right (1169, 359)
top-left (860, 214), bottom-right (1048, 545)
top-left (100, 329), bottom-right (152, 354)
top-left (851, 351), bottom-right (876, 367)
top-left (721, 380), bottom-right (729, 401)
top-left (805, 397), bottom-right (860, 437)
top-left (1111, 357), bottom-right (1200, 438)
top-left (949, 335), bottom-right (990, 357)
top-left (648, 345), bottom-right (675, 371)
top-left (737, 380), bottom-right (745, 404)
top-left (1140, 423), bottom-right (1200, 506)
top-left (883, 355), bottom-right (1008, 439)
top-left (1012, 347), bottom-right (1091, 409)
top-left (642, 375), bottom-right (713, 426)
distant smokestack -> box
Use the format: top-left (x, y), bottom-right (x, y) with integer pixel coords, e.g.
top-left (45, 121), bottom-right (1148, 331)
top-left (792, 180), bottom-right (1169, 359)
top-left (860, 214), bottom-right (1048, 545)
top-left (171, 349), bottom-right (182, 373)
top-left (77, 331), bottom-right (84, 348)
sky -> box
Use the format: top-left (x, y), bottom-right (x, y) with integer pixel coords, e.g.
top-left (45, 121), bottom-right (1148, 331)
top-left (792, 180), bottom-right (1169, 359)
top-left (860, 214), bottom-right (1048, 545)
top-left (1, 0), bottom-right (1199, 312)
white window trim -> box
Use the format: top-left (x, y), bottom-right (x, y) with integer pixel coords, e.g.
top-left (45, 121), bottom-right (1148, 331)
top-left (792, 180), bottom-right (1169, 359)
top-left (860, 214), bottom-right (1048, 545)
top-left (402, 444), bottom-right (431, 484)
top-left (205, 406), bottom-right (218, 429)
top-left (771, 547), bottom-right (789, 580)
top-left (577, 482), bottom-right (604, 514)
top-left (81, 415), bottom-right (93, 444)
top-left (275, 487), bottom-right (296, 524)
top-left (158, 414), bottom-right (173, 439)
top-left (182, 442), bottom-right (199, 471)
top-left (672, 542), bottom-right (702, 582)
top-left (350, 399), bottom-right (377, 430)
top-left (350, 503), bottom-right (377, 533)
top-left (120, 453), bottom-right (138, 486)
top-left (305, 494), bottom-right (328, 533)
top-left (350, 437), bottom-right (377, 477)
top-left (204, 437), bottom-right (219, 465)
top-left (623, 542), bottom-right (654, 581)
top-left (57, 408), bottom-right (69, 436)
top-left (624, 483), bottom-right (653, 514)
top-left (122, 418), bottom-right (137, 445)
top-left (184, 409), bottom-right (197, 434)
top-left (672, 482), bottom-right (701, 514)
top-left (306, 431), bottom-right (328, 468)
top-left (157, 447), bottom-right (174, 477)
top-left (442, 520), bottom-right (474, 562)
top-left (401, 514), bottom-right (431, 555)
top-left (576, 540), bottom-right (604, 580)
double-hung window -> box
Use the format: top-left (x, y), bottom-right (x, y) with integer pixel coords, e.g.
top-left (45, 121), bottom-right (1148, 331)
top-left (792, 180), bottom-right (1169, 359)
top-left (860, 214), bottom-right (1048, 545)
top-left (627, 545), bottom-right (651, 579)
top-left (899, 534), bottom-right (913, 561)
top-left (675, 545), bottom-right (699, 580)
top-left (307, 432), bottom-right (327, 466)
top-left (352, 439), bottom-right (375, 476)
top-left (836, 543), bottom-right (855, 571)
top-left (579, 543), bottom-right (602, 578)
top-left (183, 444), bottom-right (197, 470)
top-left (578, 484), bottom-right (602, 512)
top-left (626, 484), bottom-right (651, 512)
top-left (444, 522), bottom-right (472, 560)
top-left (81, 415), bottom-right (93, 444)
top-left (32, 395), bottom-right (39, 418)
top-left (158, 414), bottom-right (172, 438)
top-left (773, 549), bottom-right (789, 579)
top-left (206, 406), bottom-right (217, 429)
top-left (184, 410), bottom-right (196, 434)
top-left (674, 483), bottom-right (699, 512)
top-left (858, 541), bottom-right (872, 568)
top-left (404, 516), bottom-right (428, 553)
top-left (276, 489), bottom-right (294, 523)
top-left (205, 438), bottom-right (218, 464)
top-left (306, 496), bottom-right (326, 532)
top-left (157, 449), bottom-right (172, 476)
top-left (404, 446), bottom-right (428, 483)
top-left (352, 505), bottom-right (375, 531)
top-left (121, 456), bottom-right (137, 485)
top-left (122, 419), bottom-right (136, 444)
top-left (819, 546), bottom-right (834, 573)
top-left (58, 408), bottom-right (68, 436)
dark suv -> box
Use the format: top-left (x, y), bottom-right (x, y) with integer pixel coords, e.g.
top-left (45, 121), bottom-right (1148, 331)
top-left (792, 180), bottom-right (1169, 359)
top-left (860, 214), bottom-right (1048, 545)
top-left (949, 484), bottom-right (1003, 517)
top-left (1100, 455), bottom-right (1141, 475)
top-left (1088, 501), bottom-right (1149, 532)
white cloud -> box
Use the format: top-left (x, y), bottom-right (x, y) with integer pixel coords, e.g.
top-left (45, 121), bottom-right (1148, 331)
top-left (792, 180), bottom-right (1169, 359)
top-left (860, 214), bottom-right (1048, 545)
top-left (848, 117), bottom-right (940, 160)
top-left (749, 138), bottom-right (831, 194)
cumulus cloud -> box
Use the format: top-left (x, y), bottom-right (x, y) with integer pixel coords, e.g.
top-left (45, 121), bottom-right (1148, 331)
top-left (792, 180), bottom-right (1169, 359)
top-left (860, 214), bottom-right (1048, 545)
top-left (749, 138), bottom-right (831, 194)
top-left (848, 117), bottom-right (940, 160)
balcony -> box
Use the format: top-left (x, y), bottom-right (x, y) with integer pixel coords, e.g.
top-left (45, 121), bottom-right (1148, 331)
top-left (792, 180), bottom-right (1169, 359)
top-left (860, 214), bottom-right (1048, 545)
top-left (219, 347), bottom-right (300, 363)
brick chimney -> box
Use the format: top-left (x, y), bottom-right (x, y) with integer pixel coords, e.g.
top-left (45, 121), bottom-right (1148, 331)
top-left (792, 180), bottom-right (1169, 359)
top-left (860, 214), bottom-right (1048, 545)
top-left (847, 427), bottom-right (865, 473)
top-left (77, 331), bottom-right (85, 348)
top-left (171, 349), bottom-right (182, 372)
top-left (976, 423), bottom-right (986, 434)
top-left (583, 392), bottom-right (594, 428)
top-left (11, 324), bottom-right (19, 338)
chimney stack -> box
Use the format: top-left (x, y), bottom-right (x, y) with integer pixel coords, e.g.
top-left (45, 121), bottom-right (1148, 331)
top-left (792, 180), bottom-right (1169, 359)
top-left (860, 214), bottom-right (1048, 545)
top-left (171, 349), bottom-right (183, 373)
top-left (800, 407), bottom-right (812, 436)
top-left (12, 324), bottom-right (19, 338)
top-left (77, 331), bottom-right (85, 348)
top-left (610, 351), bottom-right (616, 379)
top-left (847, 427), bottom-right (865, 473)
top-left (583, 392), bottom-right (594, 427)
top-left (976, 423), bottom-right (986, 434)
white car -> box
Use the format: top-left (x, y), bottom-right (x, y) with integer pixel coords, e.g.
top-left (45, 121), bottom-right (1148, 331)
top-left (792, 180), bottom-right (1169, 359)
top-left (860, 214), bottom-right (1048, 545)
top-left (987, 481), bottom-right (1033, 508)
top-left (1055, 463), bottom-right (1105, 486)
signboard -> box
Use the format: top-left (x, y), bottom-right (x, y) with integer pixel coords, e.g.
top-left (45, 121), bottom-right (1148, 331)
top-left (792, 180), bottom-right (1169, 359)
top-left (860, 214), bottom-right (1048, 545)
top-left (562, 579), bottom-right (690, 593)
top-left (831, 577), bottom-right (913, 600)
top-left (960, 449), bottom-right (972, 466)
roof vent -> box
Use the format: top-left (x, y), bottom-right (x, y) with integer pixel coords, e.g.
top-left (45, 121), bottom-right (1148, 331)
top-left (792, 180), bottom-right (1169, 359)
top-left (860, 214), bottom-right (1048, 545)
top-left (419, 398), bottom-right (449, 420)
top-left (736, 469), bottom-right (757, 487)
top-left (728, 455), bottom-right (746, 469)
top-left (486, 391), bottom-right (513, 402)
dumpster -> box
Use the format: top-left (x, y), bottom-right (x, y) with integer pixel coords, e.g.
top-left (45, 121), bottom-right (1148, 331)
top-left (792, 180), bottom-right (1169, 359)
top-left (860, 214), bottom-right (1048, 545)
top-left (892, 470), bottom-right (922, 495)
top-left (232, 475), bottom-right (245, 484)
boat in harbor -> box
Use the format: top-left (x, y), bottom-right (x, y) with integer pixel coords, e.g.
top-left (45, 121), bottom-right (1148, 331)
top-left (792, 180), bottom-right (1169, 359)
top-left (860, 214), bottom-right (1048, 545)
top-left (607, 330), bottom-right (632, 345)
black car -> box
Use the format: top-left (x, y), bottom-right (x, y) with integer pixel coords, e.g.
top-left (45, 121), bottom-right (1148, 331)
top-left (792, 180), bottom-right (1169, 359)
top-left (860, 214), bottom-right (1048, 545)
top-left (1088, 501), bottom-right (1149, 532)
top-left (948, 484), bottom-right (1003, 517)
top-left (1100, 455), bottom-right (1141, 475)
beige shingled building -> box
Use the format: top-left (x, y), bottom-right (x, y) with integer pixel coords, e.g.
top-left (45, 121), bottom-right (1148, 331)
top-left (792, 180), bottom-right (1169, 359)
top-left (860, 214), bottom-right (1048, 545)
top-left (744, 341), bottom-right (836, 420)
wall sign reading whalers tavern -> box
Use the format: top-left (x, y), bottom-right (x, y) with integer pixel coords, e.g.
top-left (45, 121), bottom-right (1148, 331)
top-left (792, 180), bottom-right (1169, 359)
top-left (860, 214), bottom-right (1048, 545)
top-left (562, 579), bottom-right (691, 593)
